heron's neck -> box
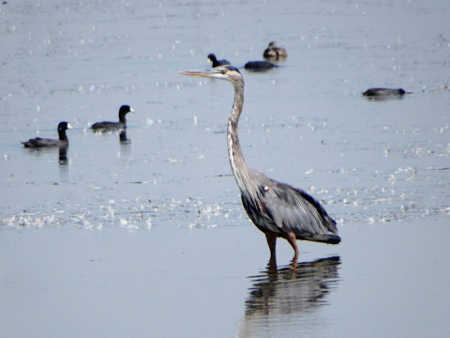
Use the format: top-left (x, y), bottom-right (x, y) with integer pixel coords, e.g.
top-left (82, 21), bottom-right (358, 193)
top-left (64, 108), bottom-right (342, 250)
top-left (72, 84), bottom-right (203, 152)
top-left (227, 80), bottom-right (250, 193)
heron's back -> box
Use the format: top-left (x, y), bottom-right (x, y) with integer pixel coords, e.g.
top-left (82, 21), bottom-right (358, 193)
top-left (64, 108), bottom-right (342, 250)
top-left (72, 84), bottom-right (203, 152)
top-left (240, 171), bottom-right (340, 244)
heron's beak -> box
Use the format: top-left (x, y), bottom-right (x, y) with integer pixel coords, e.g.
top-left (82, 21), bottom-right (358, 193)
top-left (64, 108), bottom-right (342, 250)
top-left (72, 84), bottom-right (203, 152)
top-left (180, 69), bottom-right (222, 79)
top-left (130, 107), bottom-right (135, 113)
top-left (67, 123), bottom-right (72, 129)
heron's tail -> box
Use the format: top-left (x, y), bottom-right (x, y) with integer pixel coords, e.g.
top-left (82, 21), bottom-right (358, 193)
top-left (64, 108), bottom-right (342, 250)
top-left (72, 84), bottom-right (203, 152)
top-left (297, 233), bottom-right (341, 244)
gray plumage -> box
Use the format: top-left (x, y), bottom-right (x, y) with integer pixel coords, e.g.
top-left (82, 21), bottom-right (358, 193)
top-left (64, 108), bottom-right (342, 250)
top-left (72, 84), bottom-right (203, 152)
top-left (181, 65), bottom-right (340, 265)
top-left (240, 174), bottom-right (339, 243)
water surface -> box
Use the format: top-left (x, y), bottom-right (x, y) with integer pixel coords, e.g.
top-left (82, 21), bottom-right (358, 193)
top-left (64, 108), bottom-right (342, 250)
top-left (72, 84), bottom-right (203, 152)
top-left (0, 1), bottom-right (449, 337)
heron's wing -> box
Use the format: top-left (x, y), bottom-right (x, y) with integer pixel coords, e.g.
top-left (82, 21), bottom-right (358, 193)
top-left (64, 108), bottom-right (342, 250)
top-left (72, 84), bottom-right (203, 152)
top-left (259, 178), bottom-right (337, 237)
top-left (241, 192), bottom-right (283, 235)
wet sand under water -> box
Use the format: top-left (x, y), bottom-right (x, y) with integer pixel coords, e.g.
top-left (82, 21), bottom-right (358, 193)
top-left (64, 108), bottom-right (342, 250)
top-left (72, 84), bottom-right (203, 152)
top-left (1, 216), bottom-right (449, 338)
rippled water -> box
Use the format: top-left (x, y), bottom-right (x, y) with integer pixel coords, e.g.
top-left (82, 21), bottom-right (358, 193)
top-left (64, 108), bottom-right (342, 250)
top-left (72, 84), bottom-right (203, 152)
top-left (1, 1), bottom-right (449, 337)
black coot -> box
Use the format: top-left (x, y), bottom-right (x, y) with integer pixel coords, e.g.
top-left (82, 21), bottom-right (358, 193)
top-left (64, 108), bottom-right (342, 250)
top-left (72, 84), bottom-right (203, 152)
top-left (244, 60), bottom-right (277, 72)
top-left (22, 121), bottom-right (71, 148)
top-left (362, 88), bottom-right (409, 97)
top-left (91, 105), bottom-right (134, 131)
top-left (207, 53), bottom-right (230, 68)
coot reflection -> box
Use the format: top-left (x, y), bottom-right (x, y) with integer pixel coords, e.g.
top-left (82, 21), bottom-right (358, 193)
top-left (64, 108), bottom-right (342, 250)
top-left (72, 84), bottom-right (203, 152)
top-left (58, 146), bottom-right (68, 165)
top-left (119, 130), bottom-right (131, 144)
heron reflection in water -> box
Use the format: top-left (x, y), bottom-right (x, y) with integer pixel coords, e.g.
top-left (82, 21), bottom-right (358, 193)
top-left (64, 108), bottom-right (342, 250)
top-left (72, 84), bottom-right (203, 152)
top-left (181, 65), bottom-right (340, 266)
top-left (240, 256), bottom-right (340, 336)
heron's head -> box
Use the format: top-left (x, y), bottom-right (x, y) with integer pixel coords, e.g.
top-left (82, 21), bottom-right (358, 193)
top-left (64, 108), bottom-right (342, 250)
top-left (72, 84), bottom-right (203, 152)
top-left (181, 65), bottom-right (242, 83)
top-left (267, 41), bottom-right (276, 48)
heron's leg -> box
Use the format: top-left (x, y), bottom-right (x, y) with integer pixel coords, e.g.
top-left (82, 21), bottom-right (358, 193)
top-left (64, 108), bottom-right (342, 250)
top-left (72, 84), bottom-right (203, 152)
top-left (265, 232), bottom-right (277, 266)
top-left (286, 231), bottom-right (299, 267)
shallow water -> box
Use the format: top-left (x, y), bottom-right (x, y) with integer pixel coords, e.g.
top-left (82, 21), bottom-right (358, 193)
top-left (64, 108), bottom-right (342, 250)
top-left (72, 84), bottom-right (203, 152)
top-left (1, 1), bottom-right (449, 337)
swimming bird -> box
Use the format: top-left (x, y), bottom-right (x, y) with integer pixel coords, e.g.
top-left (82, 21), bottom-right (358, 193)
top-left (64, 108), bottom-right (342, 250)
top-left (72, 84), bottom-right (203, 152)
top-left (244, 60), bottom-right (277, 72)
top-left (362, 88), bottom-right (409, 97)
top-left (181, 65), bottom-right (340, 266)
top-left (263, 41), bottom-right (288, 59)
top-left (90, 105), bottom-right (134, 131)
top-left (208, 53), bottom-right (231, 68)
top-left (22, 121), bottom-right (71, 148)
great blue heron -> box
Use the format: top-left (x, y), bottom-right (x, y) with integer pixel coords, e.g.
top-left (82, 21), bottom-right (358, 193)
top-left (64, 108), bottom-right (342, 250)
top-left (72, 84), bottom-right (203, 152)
top-left (263, 41), bottom-right (288, 59)
top-left (362, 88), bottom-right (410, 97)
top-left (22, 121), bottom-right (72, 148)
top-left (181, 65), bottom-right (340, 266)
top-left (207, 53), bottom-right (231, 68)
top-left (90, 105), bottom-right (134, 132)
